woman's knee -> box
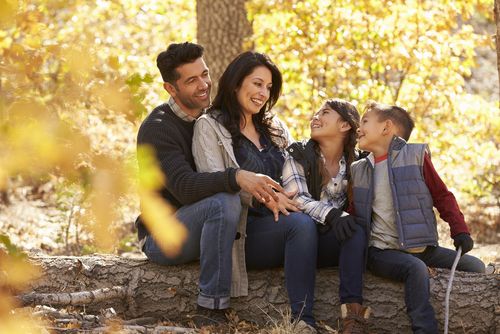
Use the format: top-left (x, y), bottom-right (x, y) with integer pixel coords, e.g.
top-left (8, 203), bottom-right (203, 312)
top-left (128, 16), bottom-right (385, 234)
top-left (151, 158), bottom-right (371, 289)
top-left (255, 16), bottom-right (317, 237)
top-left (287, 213), bottom-right (316, 232)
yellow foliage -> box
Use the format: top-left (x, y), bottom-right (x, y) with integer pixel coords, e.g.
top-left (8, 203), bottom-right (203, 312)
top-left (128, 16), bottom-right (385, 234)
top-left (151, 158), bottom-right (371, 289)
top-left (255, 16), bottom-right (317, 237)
top-left (137, 145), bottom-right (187, 257)
top-left (0, 252), bottom-right (41, 290)
top-left (0, 252), bottom-right (46, 334)
top-left (136, 145), bottom-right (165, 191)
top-left (0, 0), bottom-right (497, 330)
top-left (139, 190), bottom-right (187, 257)
top-left (248, 0), bottom-right (498, 207)
top-left (0, 0), bottom-right (193, 264)
top-left (0, 0), bottom-right (18, 29)
top-left (0, 313), bottom-right (46, 334)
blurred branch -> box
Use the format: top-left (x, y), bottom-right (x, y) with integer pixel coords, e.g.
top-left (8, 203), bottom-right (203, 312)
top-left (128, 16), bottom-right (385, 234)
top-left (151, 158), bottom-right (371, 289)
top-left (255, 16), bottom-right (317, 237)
top-left (19, 286), bottom-right (127, 307)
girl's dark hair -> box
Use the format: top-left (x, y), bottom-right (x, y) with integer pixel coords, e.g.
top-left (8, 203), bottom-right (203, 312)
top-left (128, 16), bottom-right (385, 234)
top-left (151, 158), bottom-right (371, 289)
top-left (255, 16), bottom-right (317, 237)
top-left (316, 98), bottom-right (360, 203)
top-left (208, 51), bottom-right (285, 148)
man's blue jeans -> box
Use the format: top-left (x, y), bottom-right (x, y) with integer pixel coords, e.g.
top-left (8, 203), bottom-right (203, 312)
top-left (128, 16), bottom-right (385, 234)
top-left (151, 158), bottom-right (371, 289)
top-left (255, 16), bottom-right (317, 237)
top-left (245, 212), bottom-right (318, 327)
top-left (368, 246), bottom-right (485, 334)
top-left (143, 193), bottom-right (241, 310)
top-left (317, 225), bottom-right (367, 305)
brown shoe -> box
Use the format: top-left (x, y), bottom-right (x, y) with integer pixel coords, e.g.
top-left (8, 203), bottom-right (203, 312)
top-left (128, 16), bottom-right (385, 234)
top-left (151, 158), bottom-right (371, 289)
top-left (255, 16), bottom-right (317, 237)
top-left (339, 303), bottom-right (370, 334)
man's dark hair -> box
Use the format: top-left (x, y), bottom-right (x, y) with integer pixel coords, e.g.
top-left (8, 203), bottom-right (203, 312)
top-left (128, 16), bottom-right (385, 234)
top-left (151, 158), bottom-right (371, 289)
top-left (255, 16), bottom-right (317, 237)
top-left (156, 42), bottom-right (204, 84)
top-left (365, 101), bottom-right (415, 141)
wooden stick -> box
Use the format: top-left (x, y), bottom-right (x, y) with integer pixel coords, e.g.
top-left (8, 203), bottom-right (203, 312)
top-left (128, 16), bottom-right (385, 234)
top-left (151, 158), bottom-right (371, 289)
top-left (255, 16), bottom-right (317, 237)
top-left (19, 286), bottom-right (127, 306)
top-left (90, 325), bottom-right (196, 333)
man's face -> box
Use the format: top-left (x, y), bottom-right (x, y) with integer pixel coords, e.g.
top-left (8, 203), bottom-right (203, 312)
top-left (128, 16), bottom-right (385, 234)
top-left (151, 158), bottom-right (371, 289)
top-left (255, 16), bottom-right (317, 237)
top-left (166, 57), bottom-right (211, 117)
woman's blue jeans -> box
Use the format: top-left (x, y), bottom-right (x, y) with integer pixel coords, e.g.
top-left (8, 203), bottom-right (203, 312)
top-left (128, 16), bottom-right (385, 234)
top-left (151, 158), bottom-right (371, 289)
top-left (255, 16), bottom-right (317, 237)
top-left (143, 192), bottom-right (241, 310)
top-left (245, 212), bottom-right (318, 327)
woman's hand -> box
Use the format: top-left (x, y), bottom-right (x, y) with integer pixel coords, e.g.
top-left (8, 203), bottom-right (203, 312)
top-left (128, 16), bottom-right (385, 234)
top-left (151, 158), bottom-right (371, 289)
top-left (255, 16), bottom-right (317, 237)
top-left (236, 170), bottom-right (283, 203)
top-left (264, 190), bottom-right (300, 222)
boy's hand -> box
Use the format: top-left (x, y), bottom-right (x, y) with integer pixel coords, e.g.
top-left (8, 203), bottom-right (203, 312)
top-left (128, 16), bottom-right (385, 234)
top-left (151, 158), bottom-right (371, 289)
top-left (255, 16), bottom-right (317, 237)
top-left (453, 233), bottom-right (474, 255)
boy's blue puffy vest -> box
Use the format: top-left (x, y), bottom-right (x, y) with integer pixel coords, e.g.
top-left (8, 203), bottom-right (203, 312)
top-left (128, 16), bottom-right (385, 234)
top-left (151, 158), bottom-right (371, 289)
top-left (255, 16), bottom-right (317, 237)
top-left (351, 137), bottom-right (439, 250)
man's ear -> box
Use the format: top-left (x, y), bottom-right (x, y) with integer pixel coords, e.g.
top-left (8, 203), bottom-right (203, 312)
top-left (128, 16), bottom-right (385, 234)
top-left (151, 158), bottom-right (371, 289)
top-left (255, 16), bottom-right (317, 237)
top-left (163, 82), bottom-right (177, 97)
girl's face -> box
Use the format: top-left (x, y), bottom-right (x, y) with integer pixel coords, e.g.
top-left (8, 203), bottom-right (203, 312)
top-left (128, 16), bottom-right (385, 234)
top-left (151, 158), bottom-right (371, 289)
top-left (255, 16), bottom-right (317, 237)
top-left (310, 103), bottom-right (351, 140)
top-left (236, 66), bottom-right (273, 121)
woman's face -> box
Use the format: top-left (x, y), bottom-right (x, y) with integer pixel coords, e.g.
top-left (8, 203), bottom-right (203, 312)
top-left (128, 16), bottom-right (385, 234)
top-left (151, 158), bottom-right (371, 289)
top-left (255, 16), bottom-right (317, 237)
top-left (310, 103), bottom-right (351, 140)
top-left (236, 66), bottom-right (273, 119)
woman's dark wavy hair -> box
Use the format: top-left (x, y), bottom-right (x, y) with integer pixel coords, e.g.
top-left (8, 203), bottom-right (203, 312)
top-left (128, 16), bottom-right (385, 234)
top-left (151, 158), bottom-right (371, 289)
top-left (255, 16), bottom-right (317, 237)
top-left (315, 98), bottom-right (360, 202)
top-left (208, 51), bottom-right (284, 148)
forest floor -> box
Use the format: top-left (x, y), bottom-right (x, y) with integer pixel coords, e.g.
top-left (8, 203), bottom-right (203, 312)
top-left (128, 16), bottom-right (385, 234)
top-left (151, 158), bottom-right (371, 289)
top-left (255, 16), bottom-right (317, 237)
top-left (1, 185), bottom-right (498, 333)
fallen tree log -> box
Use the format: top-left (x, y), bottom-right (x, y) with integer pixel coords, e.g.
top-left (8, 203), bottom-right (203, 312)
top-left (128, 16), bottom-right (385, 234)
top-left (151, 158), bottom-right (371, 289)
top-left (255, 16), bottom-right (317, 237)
top-left (22, 254), bottom-right (499, 333)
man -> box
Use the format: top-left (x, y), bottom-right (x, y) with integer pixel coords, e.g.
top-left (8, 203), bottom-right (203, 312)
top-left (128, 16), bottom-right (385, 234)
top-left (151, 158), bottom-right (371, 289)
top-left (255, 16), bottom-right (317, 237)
top-left (136, 42), bottom-right (281, 323)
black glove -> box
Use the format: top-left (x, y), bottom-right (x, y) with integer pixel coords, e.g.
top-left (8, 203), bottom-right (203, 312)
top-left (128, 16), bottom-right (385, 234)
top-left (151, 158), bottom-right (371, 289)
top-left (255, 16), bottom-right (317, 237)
top-left (322, 208), bottom-right (357, 242)
top-left (453, 233), bottom-right (474, 255)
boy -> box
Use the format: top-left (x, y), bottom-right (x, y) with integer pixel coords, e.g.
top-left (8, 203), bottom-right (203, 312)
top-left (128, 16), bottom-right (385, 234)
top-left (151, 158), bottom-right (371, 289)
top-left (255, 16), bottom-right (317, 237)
top-left (351, 101), bottom-right (485, 333)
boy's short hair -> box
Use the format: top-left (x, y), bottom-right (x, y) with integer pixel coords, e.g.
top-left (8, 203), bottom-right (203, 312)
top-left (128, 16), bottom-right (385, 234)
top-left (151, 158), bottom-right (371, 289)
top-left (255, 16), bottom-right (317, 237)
top-left (364, 101), bottom-right (415, 140)
top-left (156, 42), bottom-right (204, 84)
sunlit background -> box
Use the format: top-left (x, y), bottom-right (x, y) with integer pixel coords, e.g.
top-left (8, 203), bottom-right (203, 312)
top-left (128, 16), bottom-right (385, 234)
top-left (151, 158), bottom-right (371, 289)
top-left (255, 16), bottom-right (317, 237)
top-left (0, 0), bottom-right (498, 332)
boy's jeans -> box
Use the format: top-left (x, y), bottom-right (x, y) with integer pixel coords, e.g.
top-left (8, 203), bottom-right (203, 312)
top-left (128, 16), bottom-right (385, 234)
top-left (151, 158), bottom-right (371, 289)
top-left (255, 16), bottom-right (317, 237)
top-left (368, 246), bottom-right (485, 334)
top-left (143, 192), bottom-right (241, 310)
top-left (245, 212), bottom-right (318, 327)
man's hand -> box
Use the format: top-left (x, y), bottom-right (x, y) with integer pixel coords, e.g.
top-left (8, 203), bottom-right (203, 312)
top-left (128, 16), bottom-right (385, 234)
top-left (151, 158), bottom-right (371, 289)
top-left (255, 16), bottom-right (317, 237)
top-left (263, 190), bottom-right (300, 222)
top-left (453, 233), bottom-right (474, 255)
top-left (236, 170), bottom-right (283, 203)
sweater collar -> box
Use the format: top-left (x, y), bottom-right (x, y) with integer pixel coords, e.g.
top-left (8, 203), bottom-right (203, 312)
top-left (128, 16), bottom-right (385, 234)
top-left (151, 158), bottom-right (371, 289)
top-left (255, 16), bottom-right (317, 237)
top-left (168, 97), bottom-right (199, 122)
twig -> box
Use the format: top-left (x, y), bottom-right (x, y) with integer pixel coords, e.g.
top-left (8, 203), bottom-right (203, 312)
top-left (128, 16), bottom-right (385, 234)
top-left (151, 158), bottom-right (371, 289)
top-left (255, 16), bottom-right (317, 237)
top-left (123, 317), bottom-right (157, 325)
top-left (33, 308), bottom-right (100, 323)
top-left (91, 325), bottom-right (196, 333)
top-left (19, 285), bottom-right (127, 307)
top-left (444, 246), bottom-right (462, 334)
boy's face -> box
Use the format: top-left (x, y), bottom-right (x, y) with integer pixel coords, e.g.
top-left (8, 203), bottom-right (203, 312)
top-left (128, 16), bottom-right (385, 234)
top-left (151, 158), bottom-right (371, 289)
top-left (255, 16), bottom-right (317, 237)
top-left (357, 111), bottom-right (387, 152)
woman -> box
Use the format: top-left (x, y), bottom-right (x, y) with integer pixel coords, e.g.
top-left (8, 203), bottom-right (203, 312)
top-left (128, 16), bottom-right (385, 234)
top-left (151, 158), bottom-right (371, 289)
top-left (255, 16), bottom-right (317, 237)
top-left (192, 51), bottom-right (318, 332)
top-left (282, 99), bottom-right (370, 334)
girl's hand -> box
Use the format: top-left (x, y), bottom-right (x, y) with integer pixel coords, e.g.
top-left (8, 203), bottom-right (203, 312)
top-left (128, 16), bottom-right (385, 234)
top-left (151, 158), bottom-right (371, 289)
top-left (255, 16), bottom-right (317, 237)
top-left (264, 190), bottom-right (300, 222)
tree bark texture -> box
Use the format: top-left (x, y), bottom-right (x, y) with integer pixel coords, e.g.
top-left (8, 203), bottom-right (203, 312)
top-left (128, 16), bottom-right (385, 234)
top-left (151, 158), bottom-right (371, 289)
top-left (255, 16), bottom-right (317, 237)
top-left (196, 0), bottom-right (253, 87)
top-left (496, 0), bottom-right (500, 105)
top-left (25, 255), bottom-right (499, 333)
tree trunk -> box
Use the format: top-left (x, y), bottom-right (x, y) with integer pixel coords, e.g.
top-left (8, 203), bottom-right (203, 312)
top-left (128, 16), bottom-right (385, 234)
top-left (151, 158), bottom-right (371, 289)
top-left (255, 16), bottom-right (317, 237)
top-left (196, 0), bottom-right (253, 88)
top-left (496, 0), bottom-right (500, 105)
top-left (23, 254), bottom-right (499, 333)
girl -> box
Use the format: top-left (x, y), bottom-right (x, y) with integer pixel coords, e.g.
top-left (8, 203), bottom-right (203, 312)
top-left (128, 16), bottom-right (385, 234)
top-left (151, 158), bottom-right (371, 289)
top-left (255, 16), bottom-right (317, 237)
top-left (282, 99), bottom-right (370, 334)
